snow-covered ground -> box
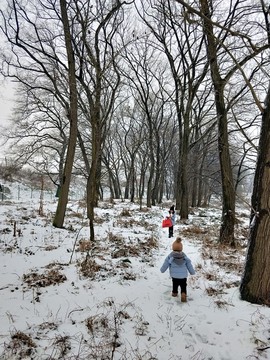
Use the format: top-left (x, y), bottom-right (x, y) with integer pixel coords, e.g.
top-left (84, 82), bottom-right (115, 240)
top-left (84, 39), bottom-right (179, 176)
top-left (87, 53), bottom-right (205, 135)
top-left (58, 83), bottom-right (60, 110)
top-left (0, 181), bottom-right (269, 360)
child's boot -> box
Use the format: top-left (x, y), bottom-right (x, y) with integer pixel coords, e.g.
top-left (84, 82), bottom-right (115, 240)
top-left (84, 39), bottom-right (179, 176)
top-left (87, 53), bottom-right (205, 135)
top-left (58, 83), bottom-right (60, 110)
top-left (172, 292), bottom-right (178, 297)
top-left (181, 293), bottom-right (187, 302)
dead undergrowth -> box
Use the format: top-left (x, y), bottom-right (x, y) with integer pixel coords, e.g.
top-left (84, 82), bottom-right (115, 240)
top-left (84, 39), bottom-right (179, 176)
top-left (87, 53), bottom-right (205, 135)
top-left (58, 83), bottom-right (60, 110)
top-left (3, 331), bottom-right (37, 359)
top-left (76, 219), bottom-right (158, 281)
top-left (22, 266), bottom-right (67, 289)
top-left (77, 231), bottom-right (158, 281)
top-left (181, 219), bottom-right (247, 310)
top-left (0, 203), bottom-right (252, 359)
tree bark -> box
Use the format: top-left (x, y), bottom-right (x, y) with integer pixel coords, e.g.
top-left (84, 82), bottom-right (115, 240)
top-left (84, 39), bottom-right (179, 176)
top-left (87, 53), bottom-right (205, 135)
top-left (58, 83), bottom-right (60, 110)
top-left (53, 0), bottom-right (77, 228)
top-left (200, 0), bottom-right (235, 244)
top-left (240, 83), bottom-right (270, 305)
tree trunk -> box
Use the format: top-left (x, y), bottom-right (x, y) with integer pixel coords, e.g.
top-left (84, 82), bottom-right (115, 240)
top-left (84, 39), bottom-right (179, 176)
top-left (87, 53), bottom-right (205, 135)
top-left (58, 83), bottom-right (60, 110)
top-left (138, 154), bottom-right (147, 208)
top-left (147, 134), bottom-right (155, 208)
top-left (179, 113), bottom-right (189, 219)
top-left (200, 0), bottom-right (235, 244)
top-left (53, 0), bottom-right (77, 228)
top-left (87, 122), bottom-right (102, 241)
top-left (130, 162), bottom-right (135, 203)
top-left (191, 127), bottom-right (201, 207)
top-left (87, 168), bottom-right (95, 242)
top-left (240, 83), bottom-right (270, 305)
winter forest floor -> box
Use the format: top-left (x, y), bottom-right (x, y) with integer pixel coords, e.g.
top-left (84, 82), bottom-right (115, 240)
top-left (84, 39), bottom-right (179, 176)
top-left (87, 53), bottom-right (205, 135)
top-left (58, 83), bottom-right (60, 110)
top-left (0, 182), bottom-right (270, 360)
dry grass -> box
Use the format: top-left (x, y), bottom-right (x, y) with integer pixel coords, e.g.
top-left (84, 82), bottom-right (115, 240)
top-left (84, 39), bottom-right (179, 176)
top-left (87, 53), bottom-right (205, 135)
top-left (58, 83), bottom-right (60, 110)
top-left (107, 232), bottom-right (125, 245)
top-left (11, 331), bottom-right (36, 348)
top-left (180, 216), bottom-right (248, 310)
top-left (23, 268), bottom-right (67, 288)
top-left (44, 245), bottom-right (58, 251)
top-left (214, 299), bottom-right (232, 309)
top-left (4, 331), bottom-right (37, 358)
top-left (52, 335), bottom-right (71, 357)
top-left (38, 321), bottom-right (58, 331)
top-left (139, 207), bottom-right (150, 213)
top-left (119, 208), bottom-right (132, 217)
top-left (94, 215), bottom-right (107, 224)
top-left (181, 225), bottom-right (208, 236)
top-left (79, 257), bottom-right (102, 278)
top-left (113, 217), bottom-right (156, 232)
top-left (65, 207), bottom-right (85, 219)
top-left (77, 232), bottom-right (158, 281)
top-left (77, 199), bottom-right (87, 208)
top-left (200, 240), bottom-right (245, 276)
top-left (86, 314), bottom-right (109, 335)
top-left (203, 271), bottom-right (220, 282)
top-left (77, 239), bottom-right (92, 252)
top-left (0, 202), bottom-right (252, 359)
top-left (112, 247), bottom-right (139, 258)
top-left (205, 286), bottom-right (226, 296)
top-left (82, 298), bottom-right (151, 358)
top-left (114, 218), bottom-right (136, 228)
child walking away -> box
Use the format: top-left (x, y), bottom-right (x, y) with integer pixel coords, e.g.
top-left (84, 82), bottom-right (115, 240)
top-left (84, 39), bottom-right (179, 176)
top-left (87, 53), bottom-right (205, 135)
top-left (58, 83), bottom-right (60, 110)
top-left (160, 237), bottom-right (195, 302)
top-left (168, 205), bottom-right (175, 238)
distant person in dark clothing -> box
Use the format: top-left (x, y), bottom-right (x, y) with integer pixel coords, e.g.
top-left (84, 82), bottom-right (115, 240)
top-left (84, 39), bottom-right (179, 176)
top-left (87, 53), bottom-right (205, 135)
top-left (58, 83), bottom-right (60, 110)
top-left (168, 205), bottom-right (175, 238)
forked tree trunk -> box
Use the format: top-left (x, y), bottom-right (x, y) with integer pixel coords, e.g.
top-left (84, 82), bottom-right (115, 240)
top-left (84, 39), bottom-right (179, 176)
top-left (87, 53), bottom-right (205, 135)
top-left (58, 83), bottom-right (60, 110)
top-left (240, 84), bottom-right (270, 305)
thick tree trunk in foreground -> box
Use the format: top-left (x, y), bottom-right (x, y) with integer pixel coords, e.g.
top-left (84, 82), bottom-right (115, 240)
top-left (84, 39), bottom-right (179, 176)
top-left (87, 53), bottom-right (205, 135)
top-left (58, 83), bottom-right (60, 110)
top-left (240, 84), bottom-right (270, 305)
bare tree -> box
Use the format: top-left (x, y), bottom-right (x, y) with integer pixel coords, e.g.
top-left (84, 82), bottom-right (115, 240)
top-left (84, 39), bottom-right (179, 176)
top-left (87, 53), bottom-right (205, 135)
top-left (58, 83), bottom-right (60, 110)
top-left (0, 0), bottom-right (78, 228)
top-left (54, 0), bottom-right (78, 227)
top-left (120, 34), bottom-right (178, 206)
top-left (69, 0), bottom-right (130, 240)
top-left (116, 106), bottom-right (146, 202)
top-left (188, 89), bottom-right (217, 207)
top-left (2, 85), bottom-right (69, 190)
top-left (137, 0), bottom-right (210, 218)
top-left (170, 0), bottom-right (269, 243)
top-left (199, 0), bottom-right (237, 243)
top-left (199, 0), bottom-right (270, 244)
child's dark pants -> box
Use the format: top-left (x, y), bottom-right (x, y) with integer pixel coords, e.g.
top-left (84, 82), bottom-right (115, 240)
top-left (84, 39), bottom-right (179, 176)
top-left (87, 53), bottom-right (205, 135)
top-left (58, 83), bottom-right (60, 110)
top-left (172, 278), bottom-right (187, 294)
